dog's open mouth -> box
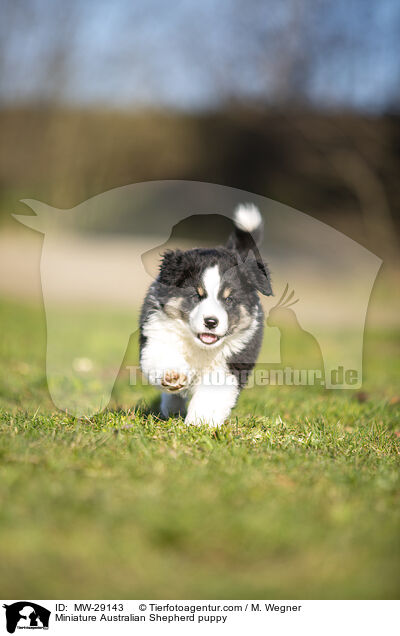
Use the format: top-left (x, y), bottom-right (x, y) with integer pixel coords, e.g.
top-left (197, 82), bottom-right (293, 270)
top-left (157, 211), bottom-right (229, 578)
top-left (198, 332), bottom-right (221, 345)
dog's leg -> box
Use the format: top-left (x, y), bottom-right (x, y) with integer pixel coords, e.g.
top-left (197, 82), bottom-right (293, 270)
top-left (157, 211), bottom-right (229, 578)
top-left (160, 392), bottom-right (187, 419)
top-left (185, 371), bottom-right (239, 427)
top-left (141, 338), bottom-right (191, 390)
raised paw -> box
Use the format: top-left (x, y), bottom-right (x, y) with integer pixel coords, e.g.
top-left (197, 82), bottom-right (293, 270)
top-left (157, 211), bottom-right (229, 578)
top-left (161, 370), bottom-right (188, 392)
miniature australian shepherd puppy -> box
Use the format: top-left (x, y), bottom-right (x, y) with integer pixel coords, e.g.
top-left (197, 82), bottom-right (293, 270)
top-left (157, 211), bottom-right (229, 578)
top-left (139, 204), bottom-right (272, 427)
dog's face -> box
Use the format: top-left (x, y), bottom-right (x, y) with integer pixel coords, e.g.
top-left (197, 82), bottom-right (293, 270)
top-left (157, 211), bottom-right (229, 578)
top-left (157, 248), bottom-right (271, 348)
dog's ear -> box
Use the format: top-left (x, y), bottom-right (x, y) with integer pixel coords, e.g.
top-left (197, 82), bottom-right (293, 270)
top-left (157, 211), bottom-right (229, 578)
top-left (158, 249), bottom-right (186, 287)
top-left (241, 251), bottom-right (273, 296)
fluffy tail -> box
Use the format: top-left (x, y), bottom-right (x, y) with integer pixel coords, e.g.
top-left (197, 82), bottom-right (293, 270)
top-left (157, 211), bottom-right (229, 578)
top-left (226, 203), bottom-right (272, 296)
top-left (226, 203), bottom-right (263, 254)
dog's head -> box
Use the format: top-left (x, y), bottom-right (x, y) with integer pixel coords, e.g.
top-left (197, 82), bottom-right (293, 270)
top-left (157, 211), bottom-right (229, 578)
top-left (156, 247), bottom-right (272, 349)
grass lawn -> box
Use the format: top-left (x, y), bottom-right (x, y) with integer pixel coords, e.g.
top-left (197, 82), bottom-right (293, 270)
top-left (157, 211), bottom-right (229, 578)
top-left (0, 298), bottom-right (399, 599)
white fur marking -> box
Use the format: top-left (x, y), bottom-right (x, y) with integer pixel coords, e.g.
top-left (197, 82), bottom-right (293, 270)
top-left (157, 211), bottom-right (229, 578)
top-left (185, 372), bottom-right (239, 427)
top-left (234, 203), bottom-right (262, 232)
top-left (189, 265), bottom-right (228, 337)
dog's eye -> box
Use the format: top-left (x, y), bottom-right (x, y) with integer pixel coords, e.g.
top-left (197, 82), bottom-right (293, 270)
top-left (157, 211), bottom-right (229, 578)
top-left (189, 289), bottom-right (203, 301)
top-left (224, 295), bottom-right (233, 305)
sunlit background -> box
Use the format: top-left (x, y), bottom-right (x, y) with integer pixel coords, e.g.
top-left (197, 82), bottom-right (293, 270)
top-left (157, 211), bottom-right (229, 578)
top-left (1, 0), bottom-right (399, 351)
top-left (0, 0), bottom-right (399, 255)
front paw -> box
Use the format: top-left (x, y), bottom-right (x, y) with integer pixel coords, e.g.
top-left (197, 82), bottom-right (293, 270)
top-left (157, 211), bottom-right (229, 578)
top-left (161, 370), bottom-right (189, 392)
top-left (185, 412), bottom-right (225, 428)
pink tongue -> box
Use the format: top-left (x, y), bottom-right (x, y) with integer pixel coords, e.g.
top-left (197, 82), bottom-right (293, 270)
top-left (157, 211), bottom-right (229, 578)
top-left (200, 333), bottom-right (218, 344)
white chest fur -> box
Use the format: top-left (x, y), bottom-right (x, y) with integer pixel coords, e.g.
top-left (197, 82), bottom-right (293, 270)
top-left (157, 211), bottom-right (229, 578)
top-left (141, 309), bottom-right (230, 384)
top-left (140, 307), bottom-right (259, 426)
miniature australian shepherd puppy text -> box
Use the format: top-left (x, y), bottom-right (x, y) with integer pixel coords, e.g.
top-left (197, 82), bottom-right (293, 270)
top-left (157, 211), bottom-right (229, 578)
top-left (139, 204), bottom-right (273, 427)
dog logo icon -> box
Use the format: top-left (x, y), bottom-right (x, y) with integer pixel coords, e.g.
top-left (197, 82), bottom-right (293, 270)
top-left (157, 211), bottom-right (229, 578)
top-left (2, 602), bottom-right (51, 633)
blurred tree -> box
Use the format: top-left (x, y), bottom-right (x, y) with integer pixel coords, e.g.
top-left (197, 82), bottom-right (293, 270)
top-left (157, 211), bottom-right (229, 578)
top-left (0, 0), bottom-right (399, 259)
top-left (0, 0), bottom-right (399, 111)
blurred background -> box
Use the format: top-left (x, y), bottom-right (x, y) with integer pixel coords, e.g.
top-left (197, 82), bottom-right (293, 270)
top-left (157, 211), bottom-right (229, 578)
top-left (0, 0), bottom-right (399, 383)
top-left (0, 0), bottom-right (399, 258)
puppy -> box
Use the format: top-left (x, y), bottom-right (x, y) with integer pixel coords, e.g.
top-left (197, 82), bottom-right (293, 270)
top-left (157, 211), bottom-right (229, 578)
top-left (139, 204), bottom-right (272, 426)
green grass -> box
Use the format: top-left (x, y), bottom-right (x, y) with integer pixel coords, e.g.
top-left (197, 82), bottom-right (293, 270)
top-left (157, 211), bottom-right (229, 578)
top-left (0, 298), bottom-right (399, 599)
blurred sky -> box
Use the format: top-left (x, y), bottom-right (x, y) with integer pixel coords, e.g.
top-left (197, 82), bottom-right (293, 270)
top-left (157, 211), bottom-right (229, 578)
top-left (0, 0), bottom-right (399, 112)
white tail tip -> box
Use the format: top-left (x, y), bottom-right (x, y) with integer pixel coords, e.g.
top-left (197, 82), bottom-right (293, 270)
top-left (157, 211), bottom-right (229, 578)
top-left (233, 203), bottom-right (262, 232)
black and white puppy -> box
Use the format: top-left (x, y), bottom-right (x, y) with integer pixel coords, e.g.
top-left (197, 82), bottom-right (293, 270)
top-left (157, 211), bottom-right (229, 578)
top-left (139, 204), bottom-right (272, 426)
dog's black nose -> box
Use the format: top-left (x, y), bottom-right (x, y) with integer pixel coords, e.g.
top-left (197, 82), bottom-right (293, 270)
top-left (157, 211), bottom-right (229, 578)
top-left (204, 316), bottom-right (219, 329)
